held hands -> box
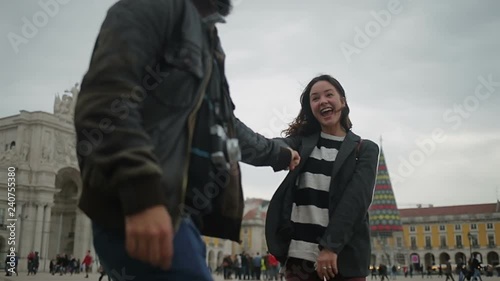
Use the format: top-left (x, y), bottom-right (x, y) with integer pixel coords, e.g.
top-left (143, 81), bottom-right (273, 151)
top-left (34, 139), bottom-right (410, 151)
top-left (125, 205), bottom-right (174, 270)
top-left (287, 148), bottom-right (301, 171)
top-left (315, 249), bottom-right (338, 280)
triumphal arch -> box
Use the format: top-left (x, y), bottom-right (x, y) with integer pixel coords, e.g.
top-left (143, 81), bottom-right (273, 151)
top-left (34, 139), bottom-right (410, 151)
top-left (0, 84), bottom-right (93, 271)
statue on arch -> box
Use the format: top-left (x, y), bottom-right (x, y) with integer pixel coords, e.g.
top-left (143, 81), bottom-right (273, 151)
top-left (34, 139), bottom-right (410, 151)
top-left (66, 82), bottom-right (80, 96)
top-left (54, 83), bottom-right (80, 119)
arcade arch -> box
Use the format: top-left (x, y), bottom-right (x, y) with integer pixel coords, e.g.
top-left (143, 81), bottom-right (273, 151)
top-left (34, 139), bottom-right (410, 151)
top-left (455, 252), bottom-right (466, 264)
top-left (49, 167), bottom-right (81, 259)
top-left (439, 252), bottom-right (451, 265)
top-left (424, 253), bottom-right (435, 268)
top-left (472, 252), bottom-right (483, 263)
top-left (208, 250), bottom-right (215, 272)
top-left (410, 253), bottom-right (421, 266)
top-left (217, 251), bottom-right (224, 268)
top-left (487, 251), bottom-right (499, 266)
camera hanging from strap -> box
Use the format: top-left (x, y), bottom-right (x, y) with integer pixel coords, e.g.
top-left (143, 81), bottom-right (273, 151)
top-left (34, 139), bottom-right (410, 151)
top-left (202, 28), bottom-right (241, 173)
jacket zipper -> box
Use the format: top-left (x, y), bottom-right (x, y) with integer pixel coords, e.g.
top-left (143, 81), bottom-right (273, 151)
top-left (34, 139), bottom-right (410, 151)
top-left (176, 51), bottom-right (213, 230)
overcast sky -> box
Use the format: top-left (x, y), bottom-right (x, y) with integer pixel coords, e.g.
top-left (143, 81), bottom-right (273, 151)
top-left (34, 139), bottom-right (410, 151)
top-left (1, 0), bottom-right (499, 208)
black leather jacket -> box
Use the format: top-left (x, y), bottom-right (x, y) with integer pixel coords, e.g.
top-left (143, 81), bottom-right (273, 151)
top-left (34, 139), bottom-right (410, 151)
top-left (75, 0), bottom-right (290, 241)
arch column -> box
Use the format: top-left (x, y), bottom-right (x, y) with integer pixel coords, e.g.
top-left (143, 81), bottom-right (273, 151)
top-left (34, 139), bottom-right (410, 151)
top-left (73, 209), bottom-right (91, 260)
top-left (33, 202), bottom-right (45, 252)
top-left (41, 203), bottom-right (53, 270)
top-left (15, 203), bottom-right (23, 255)
top-left (20, 203), bottom-right (36, 255)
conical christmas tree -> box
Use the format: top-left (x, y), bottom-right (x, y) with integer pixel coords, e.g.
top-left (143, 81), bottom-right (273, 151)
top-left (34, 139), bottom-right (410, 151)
top-left (369, 146), bottom-right (403, 237)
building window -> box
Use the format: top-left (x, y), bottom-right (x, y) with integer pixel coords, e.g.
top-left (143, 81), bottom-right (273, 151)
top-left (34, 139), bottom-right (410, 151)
top-left (470, 234), bottom-right (479, 247)
top-left (424, 225), bottom-right (431, 232)
top-left (487, 223), bottom-right (494, 230)
top-left (439, 225), bottom-right (446, 231)
top-left (488, 234), bottom-right (495, 247)
top-left (440, 235), bottom-right (447, 248)
top-left (456, 235), bottom-right (463, 248)
top-left (455, 224), bottom-right (462, 231)
top-left (397, 237), bottom-right (403, 248)
top-left (471, 224), bottom-right (477, 230)
top-left (409, 226), bottom-right (416, 232)
top-left (425, 236), bottom-right (432, 248)
top-left (411, 237), bottom-right (417, 249)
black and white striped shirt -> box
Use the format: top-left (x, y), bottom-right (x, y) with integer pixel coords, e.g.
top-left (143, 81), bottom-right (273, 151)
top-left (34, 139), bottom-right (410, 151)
top-left (288, 132), bottom-right (344, 262)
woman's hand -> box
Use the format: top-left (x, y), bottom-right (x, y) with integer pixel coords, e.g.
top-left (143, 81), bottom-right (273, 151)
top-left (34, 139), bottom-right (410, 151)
top-left (316, 249), bottom-right (338, 280)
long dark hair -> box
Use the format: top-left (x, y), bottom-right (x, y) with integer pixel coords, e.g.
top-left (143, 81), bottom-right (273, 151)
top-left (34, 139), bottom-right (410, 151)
top-left (283, 74), bottom-right (352, 137)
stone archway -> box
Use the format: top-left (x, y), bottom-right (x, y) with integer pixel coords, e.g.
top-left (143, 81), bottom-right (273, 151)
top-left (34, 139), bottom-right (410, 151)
top-left (208, 250), bottom-right (215, 272)
top-left (439, 252), bottom-right (451, 265)
top-left (487, 252), bottom-right (499, 266)
top-left (217, 251), bottom-right (224, 268)
top-left (49, 167), bottom-right (81, 260)
top-left (455, 252), bottom-right (466, 264)
top-left (472, 252), bottom-right (483, 263)
top-left (424, 253), bottom-right (435, 268)
top-left (410, 253), bottom-right (421, 265)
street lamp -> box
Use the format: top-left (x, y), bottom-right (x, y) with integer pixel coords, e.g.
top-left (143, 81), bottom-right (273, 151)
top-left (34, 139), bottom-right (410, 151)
top-left (467, 232), bottom-right (473, 263)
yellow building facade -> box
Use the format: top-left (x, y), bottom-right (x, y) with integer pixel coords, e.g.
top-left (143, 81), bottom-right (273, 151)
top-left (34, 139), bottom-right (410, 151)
top-left (400, 203), bottom-right (500, 268)
top-left (201, 199), bottom-right (500, 271)
top-left (202, 236), bottom-right (233, 271)
top-left (202, 198), bottom-right (269, 271)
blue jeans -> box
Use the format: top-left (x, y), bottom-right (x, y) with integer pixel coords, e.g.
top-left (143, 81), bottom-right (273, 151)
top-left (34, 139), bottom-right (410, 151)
top-left (459, 271), bottom-right (464, 281)
top-left (473, 268), bottom-right (482, 281)
top-left (92, 216), bottom-right (213, 281)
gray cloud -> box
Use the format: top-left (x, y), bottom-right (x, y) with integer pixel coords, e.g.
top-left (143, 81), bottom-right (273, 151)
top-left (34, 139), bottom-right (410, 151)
top-left (1, 0), bottom-right (499, 208)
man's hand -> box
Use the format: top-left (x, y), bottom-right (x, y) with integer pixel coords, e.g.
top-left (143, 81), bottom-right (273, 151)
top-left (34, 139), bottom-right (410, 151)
top-left (287, 148), bottom-right (301, 170)
top-left (125, 205), bottom-right (174, 270)
top-left (316, 249), bottom-right (338, 280)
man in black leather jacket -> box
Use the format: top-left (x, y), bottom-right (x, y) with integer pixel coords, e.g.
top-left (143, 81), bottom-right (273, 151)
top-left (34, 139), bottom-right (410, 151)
top-left (74, 0), bottom-right (300, 280)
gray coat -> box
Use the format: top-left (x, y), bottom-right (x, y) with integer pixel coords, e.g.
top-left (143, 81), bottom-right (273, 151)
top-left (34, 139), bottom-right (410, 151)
top-left (265, 131), bottom-right (379, 277)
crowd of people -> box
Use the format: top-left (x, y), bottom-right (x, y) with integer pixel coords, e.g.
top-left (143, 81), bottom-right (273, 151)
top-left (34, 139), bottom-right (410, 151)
top-left (4, 250), bottom-right (97, 279)
top-left (3, 251), bottom-right (41, 276)
top-left (215, 252), bottom-right (282, 280)
top-left (48, 250), bottom-right (93, 278)
top-left (369, 256), bottom-right (494, 281)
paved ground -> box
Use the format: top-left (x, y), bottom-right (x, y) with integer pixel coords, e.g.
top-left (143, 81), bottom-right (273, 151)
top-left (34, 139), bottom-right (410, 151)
top-left (0, 272), bottom-right (231, 281)
top-left (1, 273), bottom-right (498, 281)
